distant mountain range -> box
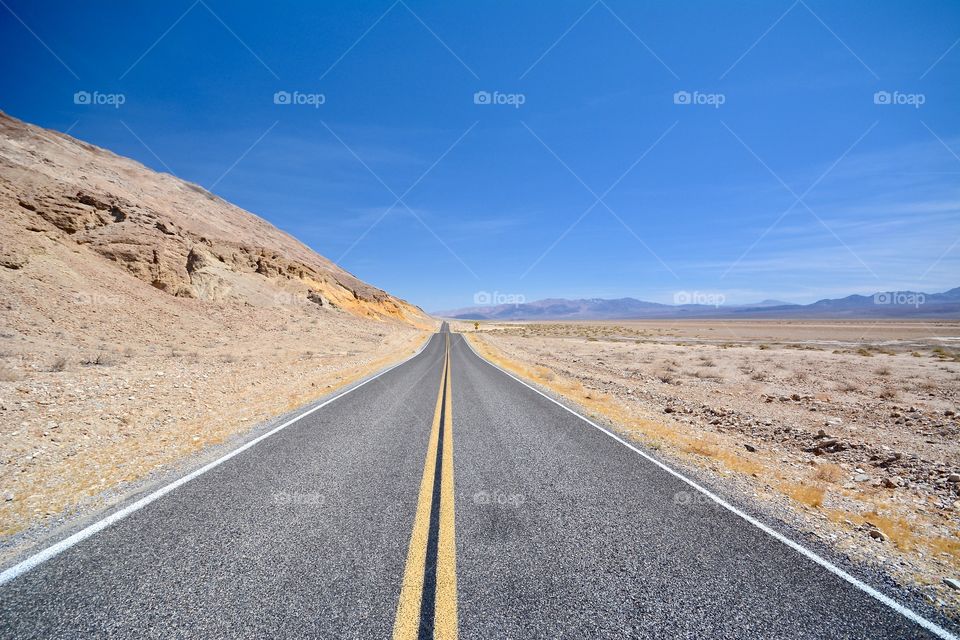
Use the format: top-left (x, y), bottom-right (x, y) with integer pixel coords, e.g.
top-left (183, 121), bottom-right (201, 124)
top-left (435, 288), bottom-right (960, 320)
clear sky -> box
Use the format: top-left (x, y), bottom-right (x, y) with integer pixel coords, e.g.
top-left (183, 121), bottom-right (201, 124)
top-left (1, 1), bottom-right (958, 311)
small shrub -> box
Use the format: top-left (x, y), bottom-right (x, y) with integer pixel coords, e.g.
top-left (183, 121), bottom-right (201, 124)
top-left (49, 357), bottom-right (68, 372)
top-left (81, 353), bottom-right (113, 366)
top-left (785, 483), bottom-right (825, 508)
top-left (814, 463), bottom-right (844, 483)
top-left (868, 513), bottom-right (916, 550)
top-left (693, 369), bottom-right (722, 381)
top-left (685, 440), bottom-right (718, 457)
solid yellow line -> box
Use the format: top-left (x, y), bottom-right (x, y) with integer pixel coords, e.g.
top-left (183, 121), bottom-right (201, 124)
top-left (435, 333), bottom-right (458, 639)
top-left (393, 338), bottom-right (447, 640)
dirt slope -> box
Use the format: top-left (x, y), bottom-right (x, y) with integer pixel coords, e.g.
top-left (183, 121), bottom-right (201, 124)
top-left (0, 112), bottom-right (434, 540)
top-left (0, 111), bottom-right (431, 325)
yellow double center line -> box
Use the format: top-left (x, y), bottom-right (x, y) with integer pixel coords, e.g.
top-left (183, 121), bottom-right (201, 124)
top-left (393, 332), bottom-right (458, 639)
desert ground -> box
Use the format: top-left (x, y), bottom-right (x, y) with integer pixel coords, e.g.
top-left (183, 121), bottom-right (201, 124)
top-left (0, 301), bottom-right (428, 543)
top-left (0, 111), bottom-right (434, 550)
top-left (460, 319), bottom-right (960, 616)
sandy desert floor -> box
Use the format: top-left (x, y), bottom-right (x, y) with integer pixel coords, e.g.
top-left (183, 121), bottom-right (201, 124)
top-left (0, 304), bottom-right (429, 542)
top-left (460, 319), bottom-right (960, 617)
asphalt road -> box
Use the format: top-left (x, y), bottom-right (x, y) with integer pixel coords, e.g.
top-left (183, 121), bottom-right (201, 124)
top-left (0, 324), bottom-right (955, 639)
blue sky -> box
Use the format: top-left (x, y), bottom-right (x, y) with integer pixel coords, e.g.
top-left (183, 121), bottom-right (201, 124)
top-left (1, 0), bottom-right (958, 311)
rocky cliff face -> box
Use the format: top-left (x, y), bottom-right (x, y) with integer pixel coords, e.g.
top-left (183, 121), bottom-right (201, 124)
top-left (0, 111), bottom-right (431, 327)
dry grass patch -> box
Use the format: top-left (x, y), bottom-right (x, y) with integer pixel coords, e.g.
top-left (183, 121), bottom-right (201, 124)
top-left (866, 512), bottom-right (917, 551)
top-left (783, 483), bottom-right (826, 508)
top-left (685, 439), bottom-right (719, 457)
top-left (929, 535), bottom-right (960, 559)
top-left (814, 462), bottom-right (844, 483)
top-left (879, 387), bottom-right (898, 400)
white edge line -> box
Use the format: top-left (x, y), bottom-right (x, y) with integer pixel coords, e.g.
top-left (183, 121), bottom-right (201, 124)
top-left (0, 334), bottom-right (436, 586)
top-left (460, 336), bottom-right (957, 640)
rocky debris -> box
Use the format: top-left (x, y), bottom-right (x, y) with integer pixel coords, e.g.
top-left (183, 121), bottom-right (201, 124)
top-left (0, 246), bottom-right (28, 269)
top-left (307, 290), bottom-right (334, 309)
top-left (882, 476), bottom-right (903, 488)
top-left (945, 578), bottom-right (960, 591)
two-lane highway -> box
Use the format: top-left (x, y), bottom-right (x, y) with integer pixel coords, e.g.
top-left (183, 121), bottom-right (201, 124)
top-left (0, 324), bottom-right (955, 639)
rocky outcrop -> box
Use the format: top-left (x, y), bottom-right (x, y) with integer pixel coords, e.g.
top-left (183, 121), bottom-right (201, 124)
top-left (0, 111), bottom-right (432, 328)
